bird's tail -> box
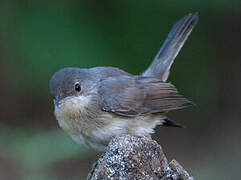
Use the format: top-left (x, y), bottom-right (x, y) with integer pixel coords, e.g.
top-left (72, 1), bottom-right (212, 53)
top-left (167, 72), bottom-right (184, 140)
top-left (142, 13), bottom-right (199, 81)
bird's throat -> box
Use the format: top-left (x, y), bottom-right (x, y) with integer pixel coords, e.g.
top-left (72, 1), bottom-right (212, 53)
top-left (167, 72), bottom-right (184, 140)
top-left (54, 95), bottom-right (94, 135)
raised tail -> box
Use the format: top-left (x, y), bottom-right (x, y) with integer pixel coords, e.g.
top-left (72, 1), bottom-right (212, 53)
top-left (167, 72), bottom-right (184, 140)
top-left (142, 13), bottom-right (199, 81)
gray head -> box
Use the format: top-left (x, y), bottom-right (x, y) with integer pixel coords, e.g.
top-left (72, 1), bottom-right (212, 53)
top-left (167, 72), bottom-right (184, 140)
top-left (49, 68), bottom-right (96, 104)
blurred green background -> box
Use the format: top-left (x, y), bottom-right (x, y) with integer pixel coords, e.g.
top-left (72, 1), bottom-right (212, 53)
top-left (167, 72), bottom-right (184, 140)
top-left (0, 0), bottom-right (241, 179)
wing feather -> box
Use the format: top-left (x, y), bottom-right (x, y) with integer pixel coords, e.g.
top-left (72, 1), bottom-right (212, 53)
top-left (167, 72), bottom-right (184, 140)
top-left (98, 76), bottom-right (192, 117)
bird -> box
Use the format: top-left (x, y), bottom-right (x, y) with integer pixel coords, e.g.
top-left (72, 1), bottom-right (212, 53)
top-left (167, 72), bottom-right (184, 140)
top-left (49, 13), bottom-right (199, 151)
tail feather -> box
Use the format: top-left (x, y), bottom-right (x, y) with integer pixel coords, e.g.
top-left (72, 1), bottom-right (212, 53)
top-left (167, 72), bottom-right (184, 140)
top-left (142, 13), bottom-right (199, 81)
top-left (162, 116), bottom-right (184, 128)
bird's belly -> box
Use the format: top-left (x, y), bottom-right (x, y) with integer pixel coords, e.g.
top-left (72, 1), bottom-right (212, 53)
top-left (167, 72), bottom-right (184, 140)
top-left (69, 113), bottom-right (163, 151)
top-left (54, 100), bottom-right (163, 151)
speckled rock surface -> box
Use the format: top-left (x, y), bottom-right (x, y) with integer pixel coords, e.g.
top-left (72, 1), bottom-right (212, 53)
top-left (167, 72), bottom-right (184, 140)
top-left (87, 135), bottom-right (193, 180)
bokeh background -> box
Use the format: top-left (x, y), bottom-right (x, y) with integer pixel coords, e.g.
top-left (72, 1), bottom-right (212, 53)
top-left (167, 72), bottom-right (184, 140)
top-left (0, 0), bottom-right (241, 179)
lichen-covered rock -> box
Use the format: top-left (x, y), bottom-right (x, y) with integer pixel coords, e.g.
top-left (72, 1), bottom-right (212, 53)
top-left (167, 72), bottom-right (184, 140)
top-left (161, 160), bottom-right (193, 180)
top-left (87, 135), bottom-right (193, 180)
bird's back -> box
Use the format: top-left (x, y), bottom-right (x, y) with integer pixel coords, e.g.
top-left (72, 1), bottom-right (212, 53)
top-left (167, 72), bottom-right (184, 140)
top-left (89, 66), bottom-right (131, 80)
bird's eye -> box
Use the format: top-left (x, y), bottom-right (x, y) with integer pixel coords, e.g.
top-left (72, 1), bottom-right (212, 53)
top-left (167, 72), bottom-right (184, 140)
top-left (74, 83), bottom-right (81, 92)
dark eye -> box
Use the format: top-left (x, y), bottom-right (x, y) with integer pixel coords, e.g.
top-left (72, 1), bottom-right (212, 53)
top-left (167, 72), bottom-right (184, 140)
top-left (74, 83), bottom-right (81, 92)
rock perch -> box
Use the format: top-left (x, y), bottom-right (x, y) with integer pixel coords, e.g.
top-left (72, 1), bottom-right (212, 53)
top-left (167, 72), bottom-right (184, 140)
top-left (87, 135), bottom-right (193, 180)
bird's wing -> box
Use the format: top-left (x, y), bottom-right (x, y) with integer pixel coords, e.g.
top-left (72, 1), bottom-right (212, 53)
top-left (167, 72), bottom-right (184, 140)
top-left (98, 76), bottom-right (192, 117)
top-left (142, 13), bottom-right (199, 81)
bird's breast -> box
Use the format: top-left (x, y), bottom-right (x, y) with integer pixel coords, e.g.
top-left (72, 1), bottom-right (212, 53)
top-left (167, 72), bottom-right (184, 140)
top-left (54, 95), bottom-right (99, 135)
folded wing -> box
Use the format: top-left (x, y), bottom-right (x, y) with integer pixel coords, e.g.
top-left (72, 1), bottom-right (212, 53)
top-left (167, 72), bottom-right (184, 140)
top-left (98, 76), bottom-right (192, 117)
